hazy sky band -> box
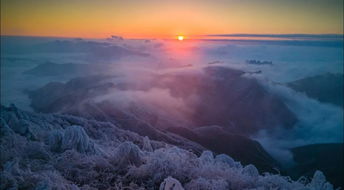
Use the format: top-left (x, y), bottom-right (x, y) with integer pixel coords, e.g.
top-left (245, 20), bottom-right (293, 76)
top-left (1, 0), bottom-right (343, 38)
top-left (204, 34), bottom-right (344, 39)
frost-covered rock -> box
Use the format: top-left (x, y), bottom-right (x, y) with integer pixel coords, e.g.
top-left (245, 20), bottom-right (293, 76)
top-left (159, 176), bottom-right (184, 190)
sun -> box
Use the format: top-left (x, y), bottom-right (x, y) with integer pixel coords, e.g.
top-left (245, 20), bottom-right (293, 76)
top-left (177, 35), bottom-right (184, 41)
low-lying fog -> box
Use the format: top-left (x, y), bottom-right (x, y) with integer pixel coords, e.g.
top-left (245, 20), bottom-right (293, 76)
top-left (1, 35), bottom-right (343, 170)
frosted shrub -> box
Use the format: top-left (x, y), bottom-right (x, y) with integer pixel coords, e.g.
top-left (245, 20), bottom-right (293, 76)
top-left (47, 126), bottom-right (97, 154)
top-left (128, 146), bottom-right (199, 184)
top-left (61, 126), bottom-right (96, 154)
top-left (0, 106), bottom-right (336, 190)
top-left (214, 154), bottom-right (236, 167)
top-left (308, 171), bottom-right (334, 190)
top-left (159, 176), bottom-right (184, 190)
top-left (242, 164), bottom-right (259, 178)
top-left (184, 177), bottom-right (229, 190)
top-left (199, 151), bottom-right (214, 164)
top-left (110, 141), bottom-right (143, 170)
top-left (142, 136), bottom-right (153, 151)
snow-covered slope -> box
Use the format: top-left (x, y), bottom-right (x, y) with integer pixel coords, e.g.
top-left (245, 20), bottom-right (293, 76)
top-left (0, 105), bottom-right (335, 190)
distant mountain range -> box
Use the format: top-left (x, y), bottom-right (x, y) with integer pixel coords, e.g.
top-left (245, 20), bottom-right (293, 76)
top-left (288, 73), bottom-right (343, 107)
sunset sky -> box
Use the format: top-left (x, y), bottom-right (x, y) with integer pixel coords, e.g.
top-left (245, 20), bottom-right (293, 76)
top-left (1, 0), bottom-right (343, 38)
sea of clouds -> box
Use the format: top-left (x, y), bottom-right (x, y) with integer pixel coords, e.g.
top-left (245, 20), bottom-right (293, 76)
top-left (1, 35), bottom-right (343, 166)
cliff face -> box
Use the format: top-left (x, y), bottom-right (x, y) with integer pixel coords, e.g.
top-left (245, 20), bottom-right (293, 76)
top-left (0, 105), bottom-right (335, 190)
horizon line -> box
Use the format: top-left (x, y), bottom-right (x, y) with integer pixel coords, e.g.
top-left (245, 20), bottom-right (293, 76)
top-left (1, 33), bottom-right (344, 40)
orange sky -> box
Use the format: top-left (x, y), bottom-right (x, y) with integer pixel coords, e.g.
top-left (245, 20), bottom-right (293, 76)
top-left (1, 0), bottom-right (343, 39)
